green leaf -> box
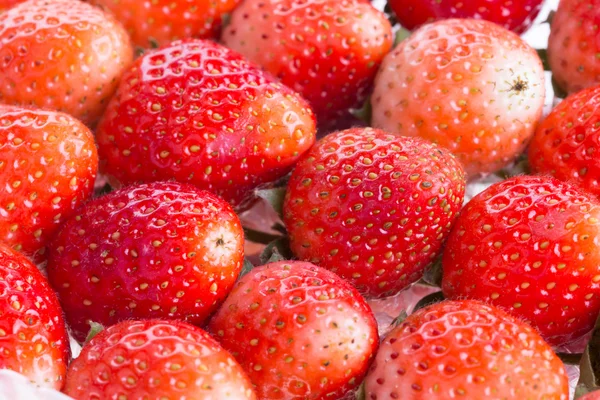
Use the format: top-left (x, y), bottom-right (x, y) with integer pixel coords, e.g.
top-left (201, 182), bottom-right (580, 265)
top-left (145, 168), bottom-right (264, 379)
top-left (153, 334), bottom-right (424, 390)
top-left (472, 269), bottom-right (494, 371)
top-left (94, 183), bottom-right (113, 197)
top-left (391, 310), bottom-right (408, 328)
top-left (394, 27), bottom-right (411, 47)
top-left (576, 312), bottom-right (600, 397)
top-left (260, 237), bottom-right (292, 265)
top-left (545, 10), bottom-right (556, 25)
top-left (536, 48), bottom-right (551, 72)
top-left (557, 352), bottom-right (583, 365)
top-left (420, 257), bottom-right (443, 288)
top-left (350, 98), bottom-right (372, 125)
top-left (255, 187), bottom-right (286, 220)
top-left (552, 76), bottom-right (568, 100)
top-left (239, 258), bottom-right (254, 278)
top-left (355, 382), bottom-right (366, 400)
top-left (412, 291), bottom-right (445, 313)
top-left (84, 321), bottom-right (104, 345)
top-left (244, 227), bottom-right (281, 245)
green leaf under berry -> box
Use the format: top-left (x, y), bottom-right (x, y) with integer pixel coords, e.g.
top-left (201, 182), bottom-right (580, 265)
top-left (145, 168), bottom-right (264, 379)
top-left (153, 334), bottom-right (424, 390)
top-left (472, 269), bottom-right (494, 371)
top-left (84, 321), bottom-right (104, 345)
top-left (255, 187), bottom-right (286, 220)
top-left (260, 237), bottom-right (293, 265)
top-left (239, 258), bottom-right (255, 278)
top-left (575, 313), bottom-right (600, 398)
top-left (412, 291), bottom-right (445, 313)
top-left (420, 257), bottom-right (443, 288)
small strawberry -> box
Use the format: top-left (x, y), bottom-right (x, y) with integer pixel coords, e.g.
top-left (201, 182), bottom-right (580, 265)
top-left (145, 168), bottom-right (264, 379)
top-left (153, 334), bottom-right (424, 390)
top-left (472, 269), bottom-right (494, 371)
top-left (47, 181), bottom-right (245, 342)
top-left (283, 127), bottom-right (466, 298)
top-left (548, 0), bottom-right (600, 94)
top-left (0, 0), bottom-right (134, 125)
top-left (389, 0), bottom-right (544, 34)
top-left (0, 244), bottom-right (70, 390)
top-left (364, 300), bottom-right (569, 399)
top-left (371, 18), bottom-right (545, 177)
top-left (207, 261), bottom-right (379, 400)
top-left (442, 175), bottom-right (600, 346)
top-left (95, 39), bottom-right (316, 210)
top-left (222, 0), bottom-right (393, 124)
top-left (89, 0), bottom-right (241, 49)
top-left (529, 85), bottom-right (600, 198)
top-left (65, 319), bottom-right (256, 400)
top-left (0, 105), bottom-right (97, 264)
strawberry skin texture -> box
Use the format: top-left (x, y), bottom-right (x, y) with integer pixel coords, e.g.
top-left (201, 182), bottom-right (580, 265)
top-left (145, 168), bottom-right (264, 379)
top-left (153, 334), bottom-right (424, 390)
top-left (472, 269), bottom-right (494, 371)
top-left (442, 175), bottom-right (600, 346)
top-left (0, 0), bottom-right (25, 11)
top-left (0, 0), bottom-right (133, 126)
top-left (89, 0), bottom-right (241, 48)
top-left (529, 85), bottom-right (600, 198)
top-left (283, 128), bottom-right (466, 298)
top-left (0, 244), bottom-right (69, 390)
top-left (65, 319), bottom-right (256, 400)
top-left (95, 39), bottom-right (316, 209)
top-left (372, 19), bottom-right (545, 177)
top-left (388, 0), bottom-right (543, 34)
top-left (580, 392), bottom-right (600, 400)
top-left (47, 181), bottom-right (245, 342)
top-left (548, 0), bottom-right (600, 94)
top-left (0, 105), bottom-right (97, 264)
top-left (222, 0), bottom-right (393, 124)
top-left (208, 261), bottom-right (379, 400)
top-left (364, 300), bottom-right (568, 400)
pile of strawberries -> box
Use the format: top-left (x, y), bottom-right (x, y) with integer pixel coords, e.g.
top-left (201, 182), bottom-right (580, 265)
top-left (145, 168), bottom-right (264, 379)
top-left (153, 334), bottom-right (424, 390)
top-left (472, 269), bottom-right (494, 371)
top-left (3, 0), bottom-right (600, 399)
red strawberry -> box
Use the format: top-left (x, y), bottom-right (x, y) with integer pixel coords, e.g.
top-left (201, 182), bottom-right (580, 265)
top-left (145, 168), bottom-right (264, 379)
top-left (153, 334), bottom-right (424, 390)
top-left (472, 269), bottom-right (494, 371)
top-left (283, 127), bottom-right (466, 298)
top-left (47, 181), bottom-right (244, 342)
top-left (389, 0), bottom-right (544, 34)
top-left (364, 300), bottom-right (569, 400)
top-left (529, 85), bottom-right (600, 198)
top-left (222, 0), bottom-right (393, 124)
top-left (371, 19), bottom-right (545, 177)
top-left (207, 261), bottom-right (379, 400)
top-left (0, 244), bottom-right (69, 390)
top-left (442, 175), bottom-right (600, 346)
top-left (0, 0), bottom-right (133, 125)
top-left (65, 319), bottom-right (256, 400)
top-left (89, 0), bottom-right (241, 49)
top-left (0, 0), bottom-right (24, 11)
top-left (0, 105), bottom-right (97, 264)
top-left (548, 0), bottom-right (600, 94)
top-left (95, 39), bottom-right (316, 209)
top-left (580, 392), bottom-right (600, 400)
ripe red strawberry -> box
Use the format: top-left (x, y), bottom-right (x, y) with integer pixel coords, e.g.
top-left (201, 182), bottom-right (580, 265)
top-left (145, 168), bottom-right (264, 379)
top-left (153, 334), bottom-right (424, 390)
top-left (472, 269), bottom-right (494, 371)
top-left (0, 0), bottom-right (133, 125)
top-left (0, 105), bottom-right (97, 264)
top-left (89, 0), bottom-right (241, 49)
top-left (548, 0), bottom-right (600, 94)
top-left (529, 85), bottom-right (600, 198)
top-left (443, 175), bottom-right (600, 346)
top-left (0, 244), bottom-right (69, 390)
top-left (95, 39), bottom-right (316, 209)
top-left (364, 300), bottom-right (569, 399)
top-left (372, 19), bottom-right (545, 177)
top-left (0, 0), bottom-right (24, 11)
top-left (207, 261), bottom-right (379, 400)
top-left (389, 0), bottom-right (544, 34)
top-left (222, 0), bottom-right (393, 124)
top-left (283, 127), bottom-right (466, 298)
top-left (65, 319), bottom-right (256, 400)
top-left (580, 392), bottom-right (600, 400)
top-left (47, 181), bottom-right (244, 342)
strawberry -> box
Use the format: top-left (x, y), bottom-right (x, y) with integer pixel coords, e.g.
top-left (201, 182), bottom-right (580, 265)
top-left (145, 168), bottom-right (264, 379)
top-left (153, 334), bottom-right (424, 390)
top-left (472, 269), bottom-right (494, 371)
top-left (0, 105), bottom-right (97, 264)
top-left (364, 300), bottom-right (569, 400)
top-left (529, 85), bottom-right (600, 198)
top-left (371, 18), bottom-right (545, 177)
top-left (0, 0), bottom-right (24, 12)
top-left (46, 181), bottom-right (245, 342)
top-left (580, 392), bottom-right (600, 400)
top-left (442, 175), bottom-right (600, 346)
top-left (548, 0), bottom-right (600, 94)
top-left (65, 319), bottom-right (256, 400)
top-left (388, 0), bottom-right (544, 34)
top-left (0, 244), bottom-right (69, 390)
top-left (222, 0), bottom-right (393, 124)
top-left (0, 0), bottom-right (133, 125)
top-left (207, 261), bottom-right (379, 400)
top-left (89, 0), bottom-right (241, 49)
top-left (283, 127), bottom-right (466, 298)
top-left (95, 39), bottom-right (316, 210)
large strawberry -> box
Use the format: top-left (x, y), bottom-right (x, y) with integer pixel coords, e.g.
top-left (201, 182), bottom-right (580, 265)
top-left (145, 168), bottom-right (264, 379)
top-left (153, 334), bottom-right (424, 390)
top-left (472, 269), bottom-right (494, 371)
top-left (283, 127), bottom-right (466, 298)
top-left (47, 181), bottom-right (244, 342)
top-left (529, 85), bottom-right (600, 198)
top-left (89, 0), bottom-right (241, 49)
top-left (207, 261), bottom-right (378, 400)
top-left (222, 0), bottom-right (393, 124)
top-left (389, 0), bottom-right (544, 34)
top-left (0, 0), bottom-right (24, 11)
top-left (0, 105), bottom-right (97, 264)
top-left (95, 39), bottom-right (316, 209)
top-left (0, 0), bottom-right (133, 125)
top-left (65, 319), bottom-right (256, 400)
top-left (0, 244), bottom-right (69, 390)
top-left (372, 18), bottom-right (545, 177)
top-left (443, 175), bottom-right (600, 346)
top-left (364, 300), bottom-right (569, 399)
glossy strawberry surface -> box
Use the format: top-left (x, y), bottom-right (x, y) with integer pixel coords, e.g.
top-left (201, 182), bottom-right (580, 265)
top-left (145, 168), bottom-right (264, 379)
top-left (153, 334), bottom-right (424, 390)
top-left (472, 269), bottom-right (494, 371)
top-left (443, 175), bottom-right (600, 346)
top-left (47, 181), bottom-right (244, 342)
top-left (208, 261), bottom-right (379, 400)
top-left (283, 128), bottom-right (466, 298)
